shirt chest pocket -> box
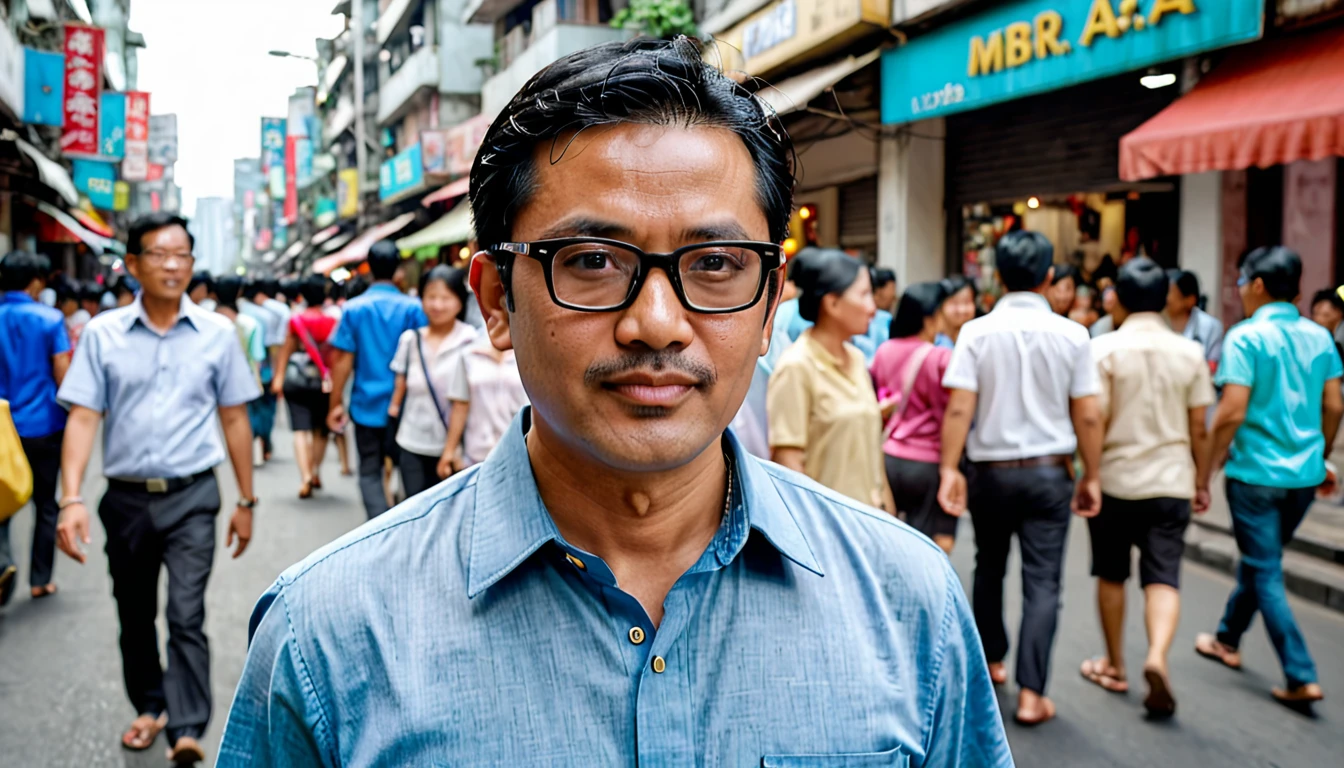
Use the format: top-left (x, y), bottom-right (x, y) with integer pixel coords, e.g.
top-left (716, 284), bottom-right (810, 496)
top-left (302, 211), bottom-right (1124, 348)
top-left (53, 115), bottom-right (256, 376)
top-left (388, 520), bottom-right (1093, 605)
top-left (762, 747), bottom-right (910, 767)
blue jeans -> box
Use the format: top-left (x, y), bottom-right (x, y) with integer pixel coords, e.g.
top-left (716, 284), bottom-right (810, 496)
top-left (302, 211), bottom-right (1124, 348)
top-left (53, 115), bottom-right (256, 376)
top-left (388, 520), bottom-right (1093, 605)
top-left (1217, 479), bottom-right (1318, 687)
top-left (247, 393), bottom-right (277, 452)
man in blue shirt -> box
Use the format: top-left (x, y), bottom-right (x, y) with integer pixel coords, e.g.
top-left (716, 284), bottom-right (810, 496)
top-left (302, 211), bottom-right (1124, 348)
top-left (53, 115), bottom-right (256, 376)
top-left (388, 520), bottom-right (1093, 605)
top-left (327, 239), bottom-right (427, 518)
top-left (222, 40), bottom-right (1010, 767)
top-left (0, 251), bottom-right (71, 606)
top-left (1195, 246), bottom-right (1343, 707)
top-left (55, 213), bottom-right (262, 764)
top-left (240, 280), bottom-right (283, 463)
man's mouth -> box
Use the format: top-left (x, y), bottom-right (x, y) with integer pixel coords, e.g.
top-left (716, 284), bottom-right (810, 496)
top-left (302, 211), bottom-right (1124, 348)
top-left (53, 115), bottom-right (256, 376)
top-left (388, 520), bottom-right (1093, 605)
top-left (601, 372), bottom-right (701, 407)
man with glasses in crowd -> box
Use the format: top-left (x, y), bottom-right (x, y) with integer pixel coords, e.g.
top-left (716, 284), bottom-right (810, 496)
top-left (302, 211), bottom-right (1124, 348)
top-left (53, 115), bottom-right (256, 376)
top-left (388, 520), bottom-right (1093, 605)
top-left (220, 39), bottom-right (1010, 766)
top-left (55, 212), bottom-right (261, 764)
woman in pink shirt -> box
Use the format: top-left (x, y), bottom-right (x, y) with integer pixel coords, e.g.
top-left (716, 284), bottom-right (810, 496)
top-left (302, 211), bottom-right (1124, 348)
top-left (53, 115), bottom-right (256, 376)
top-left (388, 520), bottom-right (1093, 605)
top-left (870, 282), bottom-right (958, 554)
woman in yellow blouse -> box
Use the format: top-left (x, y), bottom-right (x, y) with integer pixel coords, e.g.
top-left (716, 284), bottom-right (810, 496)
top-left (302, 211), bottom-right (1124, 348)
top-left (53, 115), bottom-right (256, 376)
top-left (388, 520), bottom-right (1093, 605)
top-left (767, 249), bottom-right (891, 511)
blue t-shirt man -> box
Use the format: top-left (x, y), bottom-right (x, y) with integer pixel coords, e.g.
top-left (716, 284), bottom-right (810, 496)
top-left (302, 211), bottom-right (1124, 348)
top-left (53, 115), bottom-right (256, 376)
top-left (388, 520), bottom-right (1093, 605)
top-left (330, 282), bottom-right (427, 428)
top-left (0, 291), bottom-right (70, 438)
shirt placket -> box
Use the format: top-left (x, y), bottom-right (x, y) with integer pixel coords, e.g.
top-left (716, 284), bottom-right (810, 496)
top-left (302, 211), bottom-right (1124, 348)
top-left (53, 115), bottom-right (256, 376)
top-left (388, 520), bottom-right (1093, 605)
top-left (147, 328), bottom-right (169, 472)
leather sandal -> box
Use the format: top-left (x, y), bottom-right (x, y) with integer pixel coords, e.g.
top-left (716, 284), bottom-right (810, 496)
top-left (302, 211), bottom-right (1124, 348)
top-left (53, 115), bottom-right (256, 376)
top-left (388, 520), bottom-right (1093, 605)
top-left (121, 712), bottom-right (167, 751)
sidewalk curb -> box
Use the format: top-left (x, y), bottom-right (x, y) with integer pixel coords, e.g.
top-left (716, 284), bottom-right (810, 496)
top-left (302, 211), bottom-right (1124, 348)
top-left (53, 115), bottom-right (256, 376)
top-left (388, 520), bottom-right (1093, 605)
top-left (1184, 526), bottom-right (1344, 614)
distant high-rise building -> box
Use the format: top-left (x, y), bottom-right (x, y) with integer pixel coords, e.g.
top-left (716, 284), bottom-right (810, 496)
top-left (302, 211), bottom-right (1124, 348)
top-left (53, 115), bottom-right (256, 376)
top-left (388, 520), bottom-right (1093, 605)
top-left (190, 197), bottom-right (238, 276)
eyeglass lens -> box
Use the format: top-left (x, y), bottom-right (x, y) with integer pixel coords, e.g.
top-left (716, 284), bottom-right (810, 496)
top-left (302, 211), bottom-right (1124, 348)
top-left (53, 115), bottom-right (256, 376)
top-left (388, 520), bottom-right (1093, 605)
top-left (549, 242), bottom-right (764, 310)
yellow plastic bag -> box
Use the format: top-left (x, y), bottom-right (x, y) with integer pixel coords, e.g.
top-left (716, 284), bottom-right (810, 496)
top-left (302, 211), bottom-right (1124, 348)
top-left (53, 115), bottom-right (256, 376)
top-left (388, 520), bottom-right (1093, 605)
top-left (0, 400), bottom-right (33, 522)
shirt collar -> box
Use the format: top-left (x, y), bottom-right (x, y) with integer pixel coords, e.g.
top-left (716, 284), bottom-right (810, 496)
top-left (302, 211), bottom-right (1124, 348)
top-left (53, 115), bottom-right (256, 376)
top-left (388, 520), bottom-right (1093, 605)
top-left (368, 282), bottom-right (401, 295)
top-left (1117, 312), bottom-right (1167, 332)
top-left (3, 290), bottom-right (36, 304)
top-left (125, 293), bottom-right (199, 334)
top-left (994, 291), bottom-right (1051, 312)
top-left (1252, 302), bottom-right (1301, 321)
top-left (466, 409), bottom-right (823, 598)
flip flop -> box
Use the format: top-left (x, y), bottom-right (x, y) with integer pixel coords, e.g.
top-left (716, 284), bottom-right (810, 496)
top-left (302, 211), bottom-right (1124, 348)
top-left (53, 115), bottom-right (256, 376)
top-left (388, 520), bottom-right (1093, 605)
top-left (121, 712), bottom-right (168, 751)
top-left (1014, 697), bottom-right (1057, 727)
top-left (1143, 665), bottom-right (1176, 718)
top-left (167, 736), bottom-right (206, 765)
top-left (311, 475), bottom-right (323, 490)
top-left (31, 583), bottom-right (58, 599)
top-left (1080, 657), bottom-right (1129, 693)
top-left (988, 661), bottom-right (1008, 685)
top-left (1194, 633), bottom-right (1242, 670)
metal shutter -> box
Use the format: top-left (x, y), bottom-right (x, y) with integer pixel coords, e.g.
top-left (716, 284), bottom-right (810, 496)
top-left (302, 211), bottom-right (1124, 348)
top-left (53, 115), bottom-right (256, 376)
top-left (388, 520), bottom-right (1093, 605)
top-left (839, 175), bottom-right (878, 251)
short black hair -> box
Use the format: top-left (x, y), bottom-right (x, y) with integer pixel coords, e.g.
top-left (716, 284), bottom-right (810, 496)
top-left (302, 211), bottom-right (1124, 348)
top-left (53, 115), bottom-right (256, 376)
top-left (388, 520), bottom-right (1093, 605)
top-left (1240, 246), bottom-right (1302, 302)
top-left (1166, 269), bottom-right (1200, 299)
top-left (367, 239), bottom-right (401, 281)
top-left (794, 248), bottom-right (864, 323)
top-left (261, 278), bottom-right (282, 298)
top-left (470, 37), bottom-right (793, 253)
top-left (872, 268), bottom-right (897, 291)
top-left (298, 275), bottom-right (327, 307)
top-left (1312, 287), bottom-right (1344, 312)
top-left (214, 276), bottom-right (242, 309)
top-left (126, 212), bottom-right (193, 255)
top-left (0, 250), bottom-right (51, 291)
top-left (938, 274), bottom-right (978, 303)
top-left (995, 231), bottom-right (1054, 292)
top-left (112, 275), bottom-right (139, 298)
top-left (1116, 257), bottom-right (1169, 314)
top-left (419, 264), bottom-right (471, 321)
top-left (241, 278), bottom-right (264, 301)
top-left (1051, 263), bottom-right (1078, 286)
top-left (279, 278), bottom-right (302, 303)
top-left (188, 271), bottom-right (214, 295)
top-left (53, 277), bottom-right (80, 305)
top-left (890, 281), bottom-right (946, 339)
top-left (80, 280), bottom-right (104, 302)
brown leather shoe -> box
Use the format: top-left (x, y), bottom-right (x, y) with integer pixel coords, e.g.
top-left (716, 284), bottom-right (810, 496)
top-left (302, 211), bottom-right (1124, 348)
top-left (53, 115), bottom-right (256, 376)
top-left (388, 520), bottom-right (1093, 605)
top-left (167, 736), bottom-right (206, 765)
top-left (1272, 683), bottom-right (1324, 705)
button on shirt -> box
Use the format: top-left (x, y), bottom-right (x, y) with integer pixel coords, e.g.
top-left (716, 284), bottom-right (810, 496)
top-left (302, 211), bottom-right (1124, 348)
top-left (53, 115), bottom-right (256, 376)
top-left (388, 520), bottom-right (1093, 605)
top-left (389, 323), bottom-right (479, 456)
top-left (1092, 313), bottom-right (1216, 500)
top-left (1216, 302), bottom-right (1344, 488)
top-left (445, 343), bottom-right (529, 466)
top-left (57, 295), bottom-right (261, 479)
top-left (0, 292), bottom-right (71, 438)
top-left (329, 284), bottom-right (427, 428)
top-left (943, 292), bottom-right (1100, 462)
top-left (218, 411), bottom-right (1012, 767)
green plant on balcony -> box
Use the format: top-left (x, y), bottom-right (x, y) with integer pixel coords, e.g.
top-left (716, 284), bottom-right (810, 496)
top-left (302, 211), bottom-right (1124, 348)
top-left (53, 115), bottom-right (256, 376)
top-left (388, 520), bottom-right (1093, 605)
top-left (611, 0), bottom-right (699, 40)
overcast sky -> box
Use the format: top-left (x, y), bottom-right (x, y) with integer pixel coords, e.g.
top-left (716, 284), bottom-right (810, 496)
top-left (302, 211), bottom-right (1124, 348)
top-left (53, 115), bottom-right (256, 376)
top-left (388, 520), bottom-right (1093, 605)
top-left (128, 0), bottom-right (346, 216)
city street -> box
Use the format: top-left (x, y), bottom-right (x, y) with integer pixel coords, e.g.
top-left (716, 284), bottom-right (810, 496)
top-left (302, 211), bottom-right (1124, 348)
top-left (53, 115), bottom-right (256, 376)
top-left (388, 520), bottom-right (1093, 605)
top-left (0, 422), bottom-right (1340, 767)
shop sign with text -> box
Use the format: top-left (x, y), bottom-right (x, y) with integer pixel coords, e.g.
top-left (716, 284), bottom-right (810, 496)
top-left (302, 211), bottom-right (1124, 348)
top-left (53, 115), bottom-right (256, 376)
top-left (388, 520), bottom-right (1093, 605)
top-left (338, 168), bottom-right (359, 217)
top-left (421, 114), bottom-right (492, 178)
top-left (61, 24), bottom-right (104, 156)
top-left (73, 158), bottom-right (116, 209)
top-left (99, 92), bottom-right (125, 159)
top-left (121, 91), bottom-right (149, 180)
top-left (380, 143), bottom-right (424, 201)
top-left (881, 0), bottom-right (1263, 124)
top-left (713, 0), bottom-right (890, 76)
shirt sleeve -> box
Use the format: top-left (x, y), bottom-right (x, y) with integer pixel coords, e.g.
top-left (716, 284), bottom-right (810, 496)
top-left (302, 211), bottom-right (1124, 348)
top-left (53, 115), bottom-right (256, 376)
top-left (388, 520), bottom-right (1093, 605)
top-left (1093, 343), bottom-right (1112, 423)
top-left (389, 331), bottom-right (414, 375)
top-left (941, 335), bottom-right (979, 392)
top-left (56, 325), bottom-right (106, 412)
top-left (248, 325), bottom-right (266, 364)
top-left (217, 328), bottom-right (264, 407)
top-left (48, 314), bottom-right (71, 357)
top-left (1069, 336), bottom-right (1102, 398)
top-left (765, 357), bottom-right (810, 449)
top-left (922, 565), bottom-right (1015, 768)
top-left (330, 306), bottom-right (357, 353)
top-left (446, 352), bottom-right (471, 403)
top-left (1189, 351), bottom-right (1217, 409)
top-left (1327, 338), bottom-right (1344, 381)
top-left (217, 587), bottom-right (337, 768)
top-left (1203, 316), bottom-right (1224, 366)
top-left (1215, 330), bottom-right (1254, 388)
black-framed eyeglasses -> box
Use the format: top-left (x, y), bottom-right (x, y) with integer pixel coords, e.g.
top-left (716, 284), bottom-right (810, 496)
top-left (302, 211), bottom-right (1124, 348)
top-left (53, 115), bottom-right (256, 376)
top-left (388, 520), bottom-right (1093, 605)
top-left (488, 238), bottom-right (783, 314)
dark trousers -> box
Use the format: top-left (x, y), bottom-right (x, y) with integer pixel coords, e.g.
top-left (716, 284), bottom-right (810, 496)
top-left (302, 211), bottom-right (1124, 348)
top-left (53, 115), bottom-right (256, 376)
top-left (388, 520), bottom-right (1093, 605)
top-left (400, 449), bottom-right (441, 499)
top-left (1217, 479), bottom-right (1317, 687)
top-left (20, 431), bottom-right (63, 587)
top-left (354, 421), bottom-right (397, 519)
top-left (99, 474), bottom-right (219, 743)
top-left (968, 463), bottom-right (1073, 695)
top-left (247, 393), bottom-right (277, 452)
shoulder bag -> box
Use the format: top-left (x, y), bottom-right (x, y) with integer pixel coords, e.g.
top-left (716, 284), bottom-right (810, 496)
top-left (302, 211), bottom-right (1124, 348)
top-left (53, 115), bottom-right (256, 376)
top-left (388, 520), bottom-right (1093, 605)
top-left (0, 400), bottom-right (33, 522)
top-left (882, 343), bottom-right (936, 443)
top-left (286, 315), bottom-right (331, 394)
top-left (416, 331), bottom-right (450, 429)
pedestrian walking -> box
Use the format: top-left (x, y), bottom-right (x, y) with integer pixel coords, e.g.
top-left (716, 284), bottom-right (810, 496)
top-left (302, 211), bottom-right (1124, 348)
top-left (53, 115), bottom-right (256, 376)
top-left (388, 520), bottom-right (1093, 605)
top-left (851, 267), bottom-right (896, 361)
top-left (239, 281), bottom-right (282, 464)
top-left (1047, 263), bottom-right (1079, 316)
top-left (271, 276), bottom-right (339, 499)
top-left (767, 248), bottom-right (891, 511)
top-left (213, 276), bottom-right (267, 390)
top-left (1079, 258), bottom-right (1215, 718)
top-left (111, 276), bottom-right (138, 308)
top-left (388, 265), bottom-right (478, 496)
top-left (188, 271), bottom-right (215, 311)
top-left (871, 281), bottom-right (957, 554)
top-left (436, 337), bottom-right (529, 477)
top-left (326, 239), bottom-right (427, 518)
top-left (0, 251), bottom-right (71, 606)
top-left (53, 213), bottom-right (261, 764)
top-left (934, 275), bottom-right (976, 349)
top-left (1309, 286), bottom-right (1344, 357)
top-left (220, 39), bottom-right (1010, 767)
top-left (1166, 269), bottom-right (1223, 370)
top-left (938, 230), bottom-right (1105, 726)
top-left (1194, 246), bottom-right (1343, 707)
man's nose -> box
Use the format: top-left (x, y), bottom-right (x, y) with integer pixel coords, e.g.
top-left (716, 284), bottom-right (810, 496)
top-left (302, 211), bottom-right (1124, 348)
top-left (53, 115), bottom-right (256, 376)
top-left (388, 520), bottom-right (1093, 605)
top-left (614, 269), bottom-right (695, 351)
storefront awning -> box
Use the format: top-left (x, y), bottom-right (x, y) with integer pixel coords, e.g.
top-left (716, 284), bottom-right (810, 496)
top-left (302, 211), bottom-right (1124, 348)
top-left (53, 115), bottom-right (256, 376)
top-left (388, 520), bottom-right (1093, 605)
top-left (1119, 26), bottom-right (1344, 182)
top-left (422, 176), bottom-right (470, 207)
top-left (4, 131), bottom-right (80, 206)
top-left (311, 211), bottom-right (418, 274)
top-left (755, 48), bottom-right (881, 117)
top-left (396, 198), bottom-right (473, 254)
top-left (29, 196), bottom-right (124, 255)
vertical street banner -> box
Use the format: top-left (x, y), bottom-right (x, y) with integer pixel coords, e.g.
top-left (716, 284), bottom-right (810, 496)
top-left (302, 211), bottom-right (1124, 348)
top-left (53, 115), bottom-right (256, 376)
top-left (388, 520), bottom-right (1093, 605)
top-left (147, 114), bottom-right (178, 165)
top-left (121, 91), bottom-right (150, 181)
top-left (337, 168), bottom-right (358, 218)
top-left (99, 92), bottom-right (125, 159)
top-left (284, 135), bottom-right (298, 222)
top-left (113, 181), bottom-right (130, 211)
top-left (72, 158), bottom-right (116, 209)
top-left (23, 48), bottom-right (65, 126)
top-left (61, 24), bottom-right (104, 156)
top-left (261, 117), bottom-right (286, 201)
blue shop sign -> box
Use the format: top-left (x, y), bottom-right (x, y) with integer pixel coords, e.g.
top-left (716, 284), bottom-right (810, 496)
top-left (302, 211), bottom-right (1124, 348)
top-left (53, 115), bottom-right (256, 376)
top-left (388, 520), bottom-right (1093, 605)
top-left (73, 159), bottom-right (117, 209)
top-left (379, 143), bottom-right (424, 201)
top-left (881, 0), bottom-right (1263, 125)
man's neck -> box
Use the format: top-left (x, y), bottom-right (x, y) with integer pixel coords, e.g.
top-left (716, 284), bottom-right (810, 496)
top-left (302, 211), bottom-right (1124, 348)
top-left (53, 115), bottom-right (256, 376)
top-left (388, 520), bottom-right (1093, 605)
top-left (141, 293), bottom-right (181, 333)
top-left (1168, 306), bottom-right (1191, 332)
top-left (525, 414), bottom-right (728, 626)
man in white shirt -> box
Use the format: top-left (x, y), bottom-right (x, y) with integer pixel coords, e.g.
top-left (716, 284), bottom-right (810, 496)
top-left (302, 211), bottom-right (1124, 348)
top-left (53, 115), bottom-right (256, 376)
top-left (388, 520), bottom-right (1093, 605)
top-left (937, 230), bottom-right (1104, 726)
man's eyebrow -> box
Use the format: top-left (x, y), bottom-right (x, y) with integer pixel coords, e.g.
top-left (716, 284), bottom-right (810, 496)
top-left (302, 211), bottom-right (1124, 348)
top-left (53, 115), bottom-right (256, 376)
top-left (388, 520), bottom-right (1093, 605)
top-left (536, 218), bottom-right (635, 240)
top-left (679, 222), bottom-right (753, 242)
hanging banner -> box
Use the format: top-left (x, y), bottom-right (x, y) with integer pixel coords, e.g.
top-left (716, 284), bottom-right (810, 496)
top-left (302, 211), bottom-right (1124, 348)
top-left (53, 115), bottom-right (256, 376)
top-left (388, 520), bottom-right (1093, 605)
top-left (61, 24), bottom-right (104, 156)
top-left (72, 158), bottom-right (116, 209)
top-left (147, 113), bottom-right (177, 165)
top-left (121, 91), bottom-right (150, 180)
top-left (338, 167), bottom-right (358, 218)
top-left (284, 135), bottom-right (298, 223)
top-left (99, 91), bottom-right (125, 159)
top-left (314, 196), bottom-right (337, 228)
top-left (22, 48), bottom-right (64, 126)
top-left (0, 24), bottom-right (23, 120)
top-left (261, 116), bottom-right (286, 200)
top-left (113, 180), bottom-right (130, 211)
top-left (379, 143), bottom-right (424, 201)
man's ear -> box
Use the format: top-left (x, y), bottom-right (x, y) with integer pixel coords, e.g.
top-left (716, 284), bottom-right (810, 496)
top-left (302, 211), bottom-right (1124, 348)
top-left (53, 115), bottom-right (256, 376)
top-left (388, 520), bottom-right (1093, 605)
top-left (470, 251), bottom-right (514, 352)
top-left (760, 269), bottom-right (785, 357)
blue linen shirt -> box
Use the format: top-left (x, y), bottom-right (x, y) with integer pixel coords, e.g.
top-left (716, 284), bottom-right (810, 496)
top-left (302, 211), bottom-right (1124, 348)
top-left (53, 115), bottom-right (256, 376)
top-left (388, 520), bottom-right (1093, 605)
top-left (1216, 302), bottom-right (1344, 488)
top-left (852, 308), bottom-right (893, 362)
top-left (219, 410), bottom-right (1012, 768)
top-left (1182, 305), bottom-right (1224, 366)
top-left (0, 292), bottom-right (71, 438)
top-left (57, 295), bottom-right (261, 479)
top-left (329, 283), bottom-right (427, 427)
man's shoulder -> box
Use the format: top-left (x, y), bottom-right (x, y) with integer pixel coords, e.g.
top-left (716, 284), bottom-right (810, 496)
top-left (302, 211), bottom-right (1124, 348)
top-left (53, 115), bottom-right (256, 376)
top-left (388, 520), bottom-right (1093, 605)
top-left (81, 305), bottom-right (134, 338)
top-left (185, 303), bottom-right (236, 336)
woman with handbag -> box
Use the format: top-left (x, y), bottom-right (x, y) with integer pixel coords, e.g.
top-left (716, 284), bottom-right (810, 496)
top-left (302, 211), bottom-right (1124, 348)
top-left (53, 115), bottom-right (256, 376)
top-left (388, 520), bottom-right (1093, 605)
top-left (271, 276), bottom-right (339, 498)
top-left (388, 265), bottom-right (478, 497)
top-left (871, 282), bottom-right (958, 554)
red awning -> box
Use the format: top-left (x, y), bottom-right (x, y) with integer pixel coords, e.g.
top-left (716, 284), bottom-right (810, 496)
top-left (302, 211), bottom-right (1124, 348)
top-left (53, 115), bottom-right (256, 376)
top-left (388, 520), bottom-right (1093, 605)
top-left (310, 212), bottom-right (418, 275)
top-left (422, 176), bottom-right (470, 207)
top-left (1119, 26), bottom-right (1344, 182)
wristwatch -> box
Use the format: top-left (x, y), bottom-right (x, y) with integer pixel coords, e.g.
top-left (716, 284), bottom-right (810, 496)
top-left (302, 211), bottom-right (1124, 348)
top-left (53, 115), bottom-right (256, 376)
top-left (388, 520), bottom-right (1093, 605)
top-left (238, 496), bottom-right (259, 509)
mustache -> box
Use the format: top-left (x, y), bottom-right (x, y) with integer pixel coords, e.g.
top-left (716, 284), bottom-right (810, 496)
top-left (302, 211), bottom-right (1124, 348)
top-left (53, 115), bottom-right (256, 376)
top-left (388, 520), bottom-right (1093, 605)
top-left (583, 350), bottom-right (717, 388)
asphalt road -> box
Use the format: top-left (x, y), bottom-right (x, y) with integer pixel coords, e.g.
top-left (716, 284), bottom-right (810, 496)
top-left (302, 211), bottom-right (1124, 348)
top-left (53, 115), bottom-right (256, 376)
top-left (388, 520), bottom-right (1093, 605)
top-left (1, 422), bottom-right (1341, 767)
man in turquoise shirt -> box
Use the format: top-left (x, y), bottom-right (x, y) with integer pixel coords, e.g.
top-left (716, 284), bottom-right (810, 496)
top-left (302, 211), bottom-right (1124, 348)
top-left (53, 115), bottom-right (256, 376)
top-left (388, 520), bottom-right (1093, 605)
top-left (1196, 246), bottom-right (1343, 706)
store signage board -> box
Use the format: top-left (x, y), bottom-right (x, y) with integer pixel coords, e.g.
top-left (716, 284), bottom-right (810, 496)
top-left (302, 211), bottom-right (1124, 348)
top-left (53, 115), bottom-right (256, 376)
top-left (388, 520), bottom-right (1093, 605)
top-left (881, 0), bottom-right (1264, 125)
top-left (379, 143), bottom-right (424, 202)
top-left (712, 0), bottom-right (889, 76)
top-left (338, 167), bottom-right (358, 218)
top-left (121, 91), bottom-right (149, 180)
top-left (72, 158), bottom-right (116, 209)
top-left (61, 24), bottom-right (103, 156)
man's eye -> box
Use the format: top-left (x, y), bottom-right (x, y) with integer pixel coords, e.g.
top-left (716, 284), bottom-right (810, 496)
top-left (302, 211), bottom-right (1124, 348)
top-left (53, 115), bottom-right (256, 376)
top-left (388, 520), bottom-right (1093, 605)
top-left (563, 251), bottom-right (612, 270)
